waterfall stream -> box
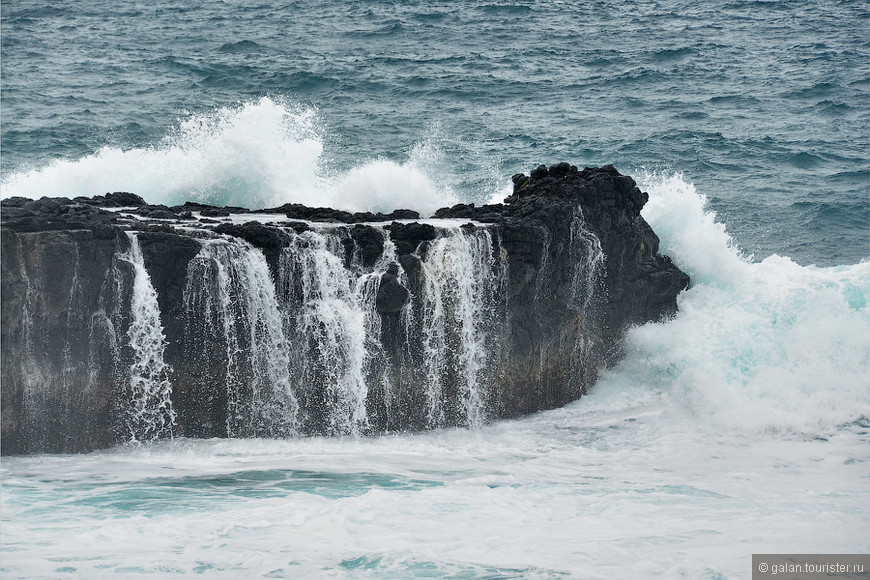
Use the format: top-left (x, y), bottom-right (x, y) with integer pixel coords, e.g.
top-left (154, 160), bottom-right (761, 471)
top-left (8, 218), bottom-right (602, 447)
top-left (177, 224), bottom-right (510, 436)
top-left (418, 227), bottom-right (505, 428)
top-left (279, 229), bottom-right (378, 436)
top-left (121, 233), bottom-right (176, 442)
top-left (183, 237), bottom-right (299, 437)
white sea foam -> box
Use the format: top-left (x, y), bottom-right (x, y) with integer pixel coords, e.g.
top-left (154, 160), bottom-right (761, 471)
top-left (1, 173), bottom-right (867, 578)
top-left (1, 97), bottom-right (458, 216)
top-left (601, 171), bottom-right (870, 436)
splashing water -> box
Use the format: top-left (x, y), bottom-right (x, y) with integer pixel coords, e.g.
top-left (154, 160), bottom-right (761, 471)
top-left (121, 233), bottom-right (176, 442)
top-left (583, 172), bottom-right (870, 437)
top-left (1, 97), bottom-right (460, 216)
top-left (183, 237), bottom-right (299, 437)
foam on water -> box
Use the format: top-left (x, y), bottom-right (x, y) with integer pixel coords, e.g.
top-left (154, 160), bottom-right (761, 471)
top-left (1, 97), bottom-right (459, 216)
top-left (3, 173), bottom-right (867, 578)
top-left (612, 172), bottom-right (870, 437)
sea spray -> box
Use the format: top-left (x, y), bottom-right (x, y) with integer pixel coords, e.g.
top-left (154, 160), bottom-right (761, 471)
top-left (638, 172), bottom-right (746, 286)
top-left (0, 97), bottom-right (459, 215)
top-left (120, 233), bottom-right (177, 442)
top-left (0, 99), bottom-right (323, 209)
top-left (584, 172), bottom-right (870, 436)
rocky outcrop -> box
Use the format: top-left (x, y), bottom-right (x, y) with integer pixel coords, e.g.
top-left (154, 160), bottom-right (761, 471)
top-left (433, 163), bottom-right (688, 414)
top-left (0, 165), bottom-right (687, 454)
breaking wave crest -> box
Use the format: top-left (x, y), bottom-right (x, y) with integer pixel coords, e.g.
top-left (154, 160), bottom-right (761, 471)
top-left (585, 172), bottom-right (870, 437)
top-left (1, 97), bottom-right (459, 216)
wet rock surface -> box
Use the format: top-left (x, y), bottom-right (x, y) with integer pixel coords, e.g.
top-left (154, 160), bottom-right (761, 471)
top-left (1, 165), bottom-right (688, 454)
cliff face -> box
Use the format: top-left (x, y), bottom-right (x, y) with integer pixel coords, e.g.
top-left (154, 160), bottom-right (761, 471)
top-left (0, 165), bottom-right (688, 455)
top-left (434, 163), bottom-right (689, 415)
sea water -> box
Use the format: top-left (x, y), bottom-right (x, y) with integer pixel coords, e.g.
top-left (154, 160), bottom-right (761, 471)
top-left (1, 0), bottom-right (868, 577)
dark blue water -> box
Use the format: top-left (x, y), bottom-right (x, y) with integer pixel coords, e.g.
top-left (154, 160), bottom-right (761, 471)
top-left (2, 0), bottom-right (868, 265)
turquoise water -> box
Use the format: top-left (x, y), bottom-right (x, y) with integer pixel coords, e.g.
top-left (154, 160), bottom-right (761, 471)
top-left (2, 1), bottom-right (870, 577)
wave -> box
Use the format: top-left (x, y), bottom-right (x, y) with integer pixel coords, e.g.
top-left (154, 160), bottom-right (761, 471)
top-left (586, 172), bottom-right (870, 437)
top-left (0, 97), bottom-right (459, 216)
top-left (217, 40), bottom-right (265, 54)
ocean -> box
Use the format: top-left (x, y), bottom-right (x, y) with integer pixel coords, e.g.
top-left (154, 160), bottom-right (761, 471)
top-left (1, 0), bottom-right (869, 578)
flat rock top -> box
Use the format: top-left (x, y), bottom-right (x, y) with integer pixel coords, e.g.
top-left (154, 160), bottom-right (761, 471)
top-left (1, 164), bottom-right (647, 234)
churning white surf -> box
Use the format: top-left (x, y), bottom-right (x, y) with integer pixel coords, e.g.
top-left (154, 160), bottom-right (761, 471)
top-left (633, 172), bottom-right (870, 436)
top-left (1, 174), bottom-right (867, 579)
top-left (0, 97), bottom-right (459, 216)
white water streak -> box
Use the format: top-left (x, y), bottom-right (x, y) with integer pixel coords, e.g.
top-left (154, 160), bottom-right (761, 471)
top-left (280, 229), bottom-right (395, 435)
top-left (568, 209), bottom-right (606, 361)
top-left (569, 208), bottom-right (605, 316)
top-left (122, 233), bottom-right (176, 442)
top-left (419, 228), bottom-right (501, 428)
top-left (186, 238), bottom-right (299, 437)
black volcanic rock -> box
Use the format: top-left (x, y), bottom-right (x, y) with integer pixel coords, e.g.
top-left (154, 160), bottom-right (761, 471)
top-left (432, 203), bottom-right (505, 222)
top-left (264, 203), bottom-right (421, 224)
top-left (279, 204), bottom-right (357, 223)
top-left (200, 207), bottom-right (231, 218)
top-left (1, 196), bottom-right (121, 234)
top-left (214, 221), bottom-right (292, 249)
top-left (433, 164), bottom-right (688, 415)
top-left (134, 204), bottom-right (194, 220)
top-left (72, 192), bottom-right (147, 207)
top-left (385, 209), bottom-right (419, 220)
top-left (214, 221), bottom-right (293, 277)
top-left (376, 263), bottom-right (410, 313)
top-left (436, 163), bottom-right (688, 323)
top-left (0, 224), bottom-right (132, 454)
top-left (385, 221), bottom-right (438, 255)
top-left (106, 192), bottom-right (147, 207)
top-left (350, 224), bottom-right (386, 267)
top-left (1, 164), bottom-right (688, 454)
top-left (180, 201), bottom-right (250, 215)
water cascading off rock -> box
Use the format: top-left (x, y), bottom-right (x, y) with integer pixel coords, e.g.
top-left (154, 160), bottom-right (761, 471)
top-left (0, 164), bottom-right (689, 454)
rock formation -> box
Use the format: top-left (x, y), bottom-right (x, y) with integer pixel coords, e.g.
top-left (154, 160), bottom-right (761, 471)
top-left (0, 164), bottom-right (688, 454)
